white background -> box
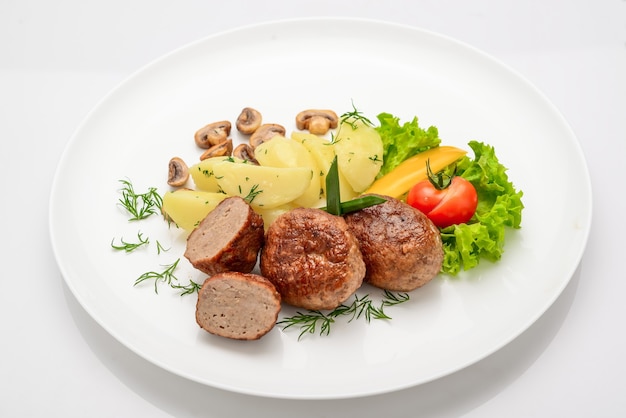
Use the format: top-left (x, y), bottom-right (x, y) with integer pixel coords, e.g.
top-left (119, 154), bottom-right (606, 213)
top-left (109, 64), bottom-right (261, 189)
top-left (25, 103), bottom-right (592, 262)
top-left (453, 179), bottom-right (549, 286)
top-left (2, 0), bottom-right (625, 417)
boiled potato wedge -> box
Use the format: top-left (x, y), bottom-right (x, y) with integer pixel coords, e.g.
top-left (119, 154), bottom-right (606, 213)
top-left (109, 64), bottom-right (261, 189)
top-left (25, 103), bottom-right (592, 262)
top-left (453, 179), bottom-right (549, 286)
top-left (162, 189), bottom-right (228, 231)
top-left (337, 170), bottom-right (359, 201)
top-left (189, 156), bottom-right (243, 192)
top-left (254, 136), bottom-right (322, 207)
top-left (333, 120), bottom-right (383, 193)
top-left (292, 132), bottom-right (359, 201)
top-left (254, 203), bottom-right (298, 230)
top-left (212, 160), bottom-right (313, 209)
top-left (255, 135), bottom-right (315, 168)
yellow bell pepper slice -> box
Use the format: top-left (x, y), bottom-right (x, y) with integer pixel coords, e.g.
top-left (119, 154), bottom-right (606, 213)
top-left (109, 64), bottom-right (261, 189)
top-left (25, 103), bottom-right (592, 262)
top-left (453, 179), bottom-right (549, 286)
top-left (364, 146), bottom-right (467, 198)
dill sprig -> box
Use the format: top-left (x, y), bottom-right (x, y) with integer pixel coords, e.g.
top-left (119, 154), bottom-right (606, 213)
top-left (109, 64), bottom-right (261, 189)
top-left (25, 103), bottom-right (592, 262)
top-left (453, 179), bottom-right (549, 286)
top-left (111, 231), bottom-right (149, 252)
top-left (117, 178), bottom-right (163, 221)
top-left (134, 258), bottom-right (202, 296)
top-left (243, 184), bottom-right (263, 204)
top-left (334, 293), bottom-right (391, 322)
top-left (155, 240), bottom-right (170, 255)
top-left (328, 101), bottom-right (373, 145)
top-left (340, 100), bottom-right (373, 129)
top-left (381, 289), bottom-right (410, 307)
top-left (134, 259), bottom-right (180, 294)
top-left (277, 291), bottom-right (410, 340)
top-left (171, 279), bottom-right (202, 296)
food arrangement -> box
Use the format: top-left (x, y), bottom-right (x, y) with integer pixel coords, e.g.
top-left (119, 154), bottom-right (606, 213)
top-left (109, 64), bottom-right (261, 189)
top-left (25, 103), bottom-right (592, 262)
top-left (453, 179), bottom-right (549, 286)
top-left (113, 104), bottom-right (524, 341)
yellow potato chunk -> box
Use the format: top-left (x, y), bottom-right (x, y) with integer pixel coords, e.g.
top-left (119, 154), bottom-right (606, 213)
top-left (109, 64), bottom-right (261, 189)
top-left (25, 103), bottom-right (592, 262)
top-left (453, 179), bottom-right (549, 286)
top-left (254, 203), bottom-right (298, 230)
top-left (212, 160), bottom-right (313, 209)
top-left (162, 189), bottom-right (228, 231)
top-left (254, 136), bottom-right (322, 207)
top-left (333, 120), bottom-right (383, 193)
top-left (292, 132), bottom-right (358, 201)
top-left (337, 170), bottom-right (359, 201)
top-left (189, 156), bottom-right (242, 192)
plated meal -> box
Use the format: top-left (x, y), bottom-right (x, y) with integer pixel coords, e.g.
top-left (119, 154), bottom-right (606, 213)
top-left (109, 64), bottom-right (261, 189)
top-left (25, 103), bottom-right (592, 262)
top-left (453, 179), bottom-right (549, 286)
top-left (49, 18), bottom-right (591, 398)
top-left (112, 105), bottom-right (524, 341)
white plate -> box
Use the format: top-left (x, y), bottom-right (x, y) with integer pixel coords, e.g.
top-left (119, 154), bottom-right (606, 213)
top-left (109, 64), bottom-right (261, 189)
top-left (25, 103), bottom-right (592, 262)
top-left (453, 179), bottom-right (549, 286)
top-left (49, 18), bottom-right (592, 399)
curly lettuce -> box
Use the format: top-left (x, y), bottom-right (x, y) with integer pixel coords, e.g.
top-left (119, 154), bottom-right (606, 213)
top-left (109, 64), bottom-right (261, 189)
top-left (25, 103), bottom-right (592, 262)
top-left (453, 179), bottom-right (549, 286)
top-left (375, 112), bottom-right (441, 177)
top-left (374, 112), bottom-right (523, 275)
top-left (440, 141), bottom-right (524, 274)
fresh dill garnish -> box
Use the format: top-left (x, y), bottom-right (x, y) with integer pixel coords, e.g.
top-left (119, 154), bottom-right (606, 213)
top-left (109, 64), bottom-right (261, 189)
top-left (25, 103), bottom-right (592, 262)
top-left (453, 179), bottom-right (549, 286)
top-left (117, 178), bottom-right (163, 221)
top-left (134, 258), bottom-right (202, 296)
top-left (369, 154), bottom-right (383, 163)
top-left (277, 291), bottom-right (410, 340)
top-left (171, 279), bottom-right (202, 296)
top-left (243, 184), bottom-right (263, 204)
top-left (280, 309), bottom-right (334, 339)
top-left (380, 289), bottom-right (410, 307)
top-left (155, 240), bottom-right (170, 255)
top-left (334, 293), bottom-right (391, 322)
top-left (134, 259), bottom-right (178, 294)
top-left (327, 101), bottom-right (373, 145)
top-left (110, 231), bottom-right (149, 252)
top-left (328, 131), bottom-right (342, 145)
top-left (340, 100), bottom-right (373, 129)
top-left (134, 259), bottom-right (180, 294)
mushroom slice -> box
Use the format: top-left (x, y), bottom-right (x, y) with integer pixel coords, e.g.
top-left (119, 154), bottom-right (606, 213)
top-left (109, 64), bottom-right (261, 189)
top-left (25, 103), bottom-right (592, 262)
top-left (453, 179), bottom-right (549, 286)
top-left (295, 109), bottom-right (339, 135)
top-left (200, 139), bottom-right (233, 160)
top-left (249, 124), bottom-right (286, 149)
top-left (194, 121), bottom-right (232, 149)
top-left (233, 143), bottom-right (259, 165)
top-left (236, 107), bottom-right (262, 135)
top-left (167, 157), bottom-right (189, 187)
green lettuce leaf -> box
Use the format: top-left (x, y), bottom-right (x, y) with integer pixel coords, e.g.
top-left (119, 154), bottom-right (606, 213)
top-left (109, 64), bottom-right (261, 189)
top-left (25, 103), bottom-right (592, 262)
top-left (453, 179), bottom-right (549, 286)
top-left (440, 140), bottom-right (524, 275)
top-left (375, 112), bottom-right (441, 177)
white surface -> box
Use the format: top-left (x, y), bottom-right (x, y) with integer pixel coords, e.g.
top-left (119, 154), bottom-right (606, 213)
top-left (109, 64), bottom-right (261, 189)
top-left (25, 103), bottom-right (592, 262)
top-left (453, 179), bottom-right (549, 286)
top-left (48, 18), bottom-right (591, 400)
top-left (2, 0), bottom-right (625, 416)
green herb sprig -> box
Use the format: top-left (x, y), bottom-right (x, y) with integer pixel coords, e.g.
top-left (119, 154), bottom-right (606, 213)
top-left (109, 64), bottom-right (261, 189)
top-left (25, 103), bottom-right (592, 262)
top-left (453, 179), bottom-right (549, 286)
top-left (277, 290), bottom-right (410, 340)
top-left (156, 240), bottom-right (170, 255)
top-left (134, 259), bottom-right (180, 293)
top-left (340, 100), bottom-right (373, 129)
top-left (111, 231), bottom-right (149, 252)
top-left (171, 279), bottom-right (202, 296)
top-left (117, 178), bottom-right (163, 221)
top-left (134, 258), bottom-right (201, 296)
top-left (243, 184), bottom-right (263, 204)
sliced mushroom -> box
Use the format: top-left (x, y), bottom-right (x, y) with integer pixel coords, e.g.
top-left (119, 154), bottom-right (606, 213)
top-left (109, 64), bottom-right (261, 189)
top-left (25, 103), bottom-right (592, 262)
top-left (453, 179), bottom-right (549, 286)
top-left (249, 123), bottom-right (286, 148)
top-left (295, 109), bottom-right (339, 135)
top-left (200, 139), bottom-right (233, 160)
top-left (233, 143), bottom-right (259, 165)
top-left (167, 157), bottom-right (189, 187)
top-left (236, 107), bottom-right (262, 135)
top-left (194, 121), bottom-right (232, 149)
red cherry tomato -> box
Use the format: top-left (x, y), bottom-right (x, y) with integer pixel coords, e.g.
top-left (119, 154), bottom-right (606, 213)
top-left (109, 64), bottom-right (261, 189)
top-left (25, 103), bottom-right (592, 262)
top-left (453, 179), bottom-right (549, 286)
top-left (407, 176), bottom-right (478, 229)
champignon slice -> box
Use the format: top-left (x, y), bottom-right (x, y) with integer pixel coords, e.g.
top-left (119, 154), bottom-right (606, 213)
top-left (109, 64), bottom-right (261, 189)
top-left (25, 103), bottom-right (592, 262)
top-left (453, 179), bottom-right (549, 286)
top-left (233, 143), bottom-right (259, 164)
top-left (236, 107), bottom-right (262, 135)
top-left (167, 157), bottom-right (189, 187)
top-left (194, 121), bottom-right (232, 149)
top-left (249, 123), bottom-right (286, 148)
top-left (295, 109), bottom-right (339, 135)
top-left (200, 139), bottom-right (233, 160)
